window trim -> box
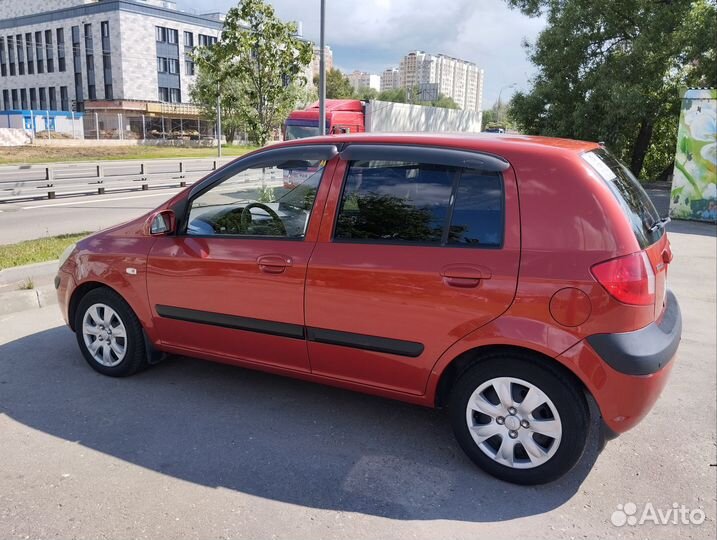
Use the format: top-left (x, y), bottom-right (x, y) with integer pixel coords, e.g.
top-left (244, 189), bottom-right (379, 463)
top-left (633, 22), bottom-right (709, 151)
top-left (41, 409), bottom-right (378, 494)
top-left (331, 144), bottom-right (507, 249)
top-left (175, 144), bottom-right (340, 240)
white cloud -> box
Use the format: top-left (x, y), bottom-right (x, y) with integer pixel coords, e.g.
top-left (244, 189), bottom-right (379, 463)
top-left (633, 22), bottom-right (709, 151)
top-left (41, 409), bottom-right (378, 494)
top-left (175, 0), bottom-right (546, 108)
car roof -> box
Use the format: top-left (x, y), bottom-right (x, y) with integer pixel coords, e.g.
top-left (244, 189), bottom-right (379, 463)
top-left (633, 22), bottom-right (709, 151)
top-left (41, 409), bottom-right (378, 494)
top-left (275, 132), bottom-right (600, 158)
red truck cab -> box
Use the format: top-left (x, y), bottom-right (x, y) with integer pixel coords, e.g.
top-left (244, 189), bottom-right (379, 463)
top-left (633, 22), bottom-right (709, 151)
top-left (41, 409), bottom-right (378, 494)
top-left (284, 99), bottom-right (365, 139)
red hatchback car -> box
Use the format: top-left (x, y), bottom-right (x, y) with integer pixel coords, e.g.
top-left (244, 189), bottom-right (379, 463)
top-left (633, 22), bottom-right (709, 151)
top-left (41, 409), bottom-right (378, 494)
top-left (56, 134), bottom-right (681, 484)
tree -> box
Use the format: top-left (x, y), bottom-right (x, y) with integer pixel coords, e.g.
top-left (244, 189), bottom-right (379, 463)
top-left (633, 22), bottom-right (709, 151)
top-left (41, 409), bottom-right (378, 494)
top-left (429, 95), bottom-right (460, 109)
top-left (192, 0), bottom-right (312, 146)
top-left (314, 68), bottom-right (355, 99)
top-left (356, 87), bottom-right (379, 101)
top-left (482, 100), bottom-right (514, 130)
top-left (189, 67), bottom-right (246, 144)
top-left (377, 88), bottom-right (408, 103)
top-left (506, 0), bottom-right (717, 179)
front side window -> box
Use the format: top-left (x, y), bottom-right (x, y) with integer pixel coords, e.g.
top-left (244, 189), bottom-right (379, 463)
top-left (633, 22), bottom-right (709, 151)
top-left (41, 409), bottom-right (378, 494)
top-left (335, 159), bottom-right (505, 247)
top-left (187, 159), bottom-right (327, 238)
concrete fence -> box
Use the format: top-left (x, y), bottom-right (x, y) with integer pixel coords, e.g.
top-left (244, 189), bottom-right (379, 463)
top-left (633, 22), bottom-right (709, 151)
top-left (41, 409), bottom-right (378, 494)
top-left (0, 157), bottom-right (235, 203)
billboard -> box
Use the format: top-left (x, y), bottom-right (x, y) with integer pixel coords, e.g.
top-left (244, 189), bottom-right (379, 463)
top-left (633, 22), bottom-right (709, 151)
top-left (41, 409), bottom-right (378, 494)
top-left (669, 88), bottom-right (717, 222)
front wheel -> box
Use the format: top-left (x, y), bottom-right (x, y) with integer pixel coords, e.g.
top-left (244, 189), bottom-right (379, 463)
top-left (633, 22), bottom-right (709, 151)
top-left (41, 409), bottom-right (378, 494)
top-left (74, 288), bottom-right (147, 377)
top-left (449, 354), bottom-right (589, 485)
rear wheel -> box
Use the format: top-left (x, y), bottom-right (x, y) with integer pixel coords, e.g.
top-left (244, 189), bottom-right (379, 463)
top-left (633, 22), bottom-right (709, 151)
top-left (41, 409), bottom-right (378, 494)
top-left (74, 288), bottom-right (146, 377)
top-left (449, 353), bottom-right (589, 484)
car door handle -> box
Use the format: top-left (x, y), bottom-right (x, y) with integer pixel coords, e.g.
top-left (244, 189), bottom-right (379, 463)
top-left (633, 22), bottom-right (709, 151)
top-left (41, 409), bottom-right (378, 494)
top-left (440, 265), bottom-right (492, 288)
top-left (257, 255), bottom-right (292, 274)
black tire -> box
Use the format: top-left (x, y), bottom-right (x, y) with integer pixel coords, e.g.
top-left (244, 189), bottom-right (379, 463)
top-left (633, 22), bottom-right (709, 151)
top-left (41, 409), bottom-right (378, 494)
top-left (74, 287), bottom-right (147, 377)
top-left (448, 352), bottom-right (589, 485)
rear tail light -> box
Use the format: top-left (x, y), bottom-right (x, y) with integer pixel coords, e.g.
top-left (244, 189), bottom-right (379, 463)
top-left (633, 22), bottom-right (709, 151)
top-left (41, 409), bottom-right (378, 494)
top-left (591, 251), bottom-right (655, 305)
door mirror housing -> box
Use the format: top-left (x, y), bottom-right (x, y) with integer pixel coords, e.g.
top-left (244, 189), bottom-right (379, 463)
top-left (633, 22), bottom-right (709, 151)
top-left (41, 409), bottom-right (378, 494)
top-left (146, 210), bottom-right (176, 236)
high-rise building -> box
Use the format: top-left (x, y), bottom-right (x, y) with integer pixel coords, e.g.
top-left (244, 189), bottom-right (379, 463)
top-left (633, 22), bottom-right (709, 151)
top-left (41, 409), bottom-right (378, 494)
top-left (309, 45), bottom-right (333, 83)
top-left (380, 67), bottom-right (400, 92)
top-left (347, 70), bottom-right (380, 93)
top-left (397, 50), bottom-right (484, 112)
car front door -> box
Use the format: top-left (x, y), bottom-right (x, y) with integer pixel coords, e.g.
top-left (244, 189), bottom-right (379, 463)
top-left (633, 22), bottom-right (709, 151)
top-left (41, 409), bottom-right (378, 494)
top-left (146, 144), bottom-right (339, 373)
top-left (305, 144), bottom-right (521, 395)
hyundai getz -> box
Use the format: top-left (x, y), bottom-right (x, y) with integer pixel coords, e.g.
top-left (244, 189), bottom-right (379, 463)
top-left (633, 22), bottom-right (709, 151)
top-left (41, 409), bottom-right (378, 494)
top-left (56, 134), bottom-right (681, 484)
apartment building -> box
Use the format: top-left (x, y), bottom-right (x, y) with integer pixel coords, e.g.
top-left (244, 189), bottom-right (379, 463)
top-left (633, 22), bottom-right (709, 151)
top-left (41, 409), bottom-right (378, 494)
top-left (347, 70), bottom-right (380, 93)
top-left (309, 45), bottom-right (333, 83)
top-left (380, 67), bottom-right (400, 92)
top-left (0, 0), bottom-right (222, 135)
top-left (394, 50), bottom-right (484, 111)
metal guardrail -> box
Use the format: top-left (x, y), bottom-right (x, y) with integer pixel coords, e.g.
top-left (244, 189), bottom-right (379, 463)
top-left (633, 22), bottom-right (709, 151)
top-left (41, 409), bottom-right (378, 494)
top-left (0, 157), bottom-right (236, 203)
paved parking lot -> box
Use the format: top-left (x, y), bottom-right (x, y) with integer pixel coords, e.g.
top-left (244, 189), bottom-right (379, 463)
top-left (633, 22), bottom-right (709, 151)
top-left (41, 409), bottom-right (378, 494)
top-left (0, 220), bottom-right (715, 539)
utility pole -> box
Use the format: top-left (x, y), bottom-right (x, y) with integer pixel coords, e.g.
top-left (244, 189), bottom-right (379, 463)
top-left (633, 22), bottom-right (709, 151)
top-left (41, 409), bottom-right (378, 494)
top-left (319, 0), bottom-right (326, 135)
top-left (216, 80), bottom-right (222, 158)
top-left (497, 83), bottom-right (516, 126)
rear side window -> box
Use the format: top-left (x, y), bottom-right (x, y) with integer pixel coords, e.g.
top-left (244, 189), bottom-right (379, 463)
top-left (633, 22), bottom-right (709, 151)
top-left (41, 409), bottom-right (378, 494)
top-left (334, 160), bottom-right (504, 247)
top-left (448, 170), bottom-right (503, 246)
top-left (582, 148), bottom-right (664, 248)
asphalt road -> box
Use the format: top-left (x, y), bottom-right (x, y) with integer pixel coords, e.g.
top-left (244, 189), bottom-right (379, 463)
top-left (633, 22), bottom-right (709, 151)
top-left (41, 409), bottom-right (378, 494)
top-left (0, 220), bottom-right (715, 539)
top-left (0, 163), bottom-right (280, 245)
top-left (0, 188), bottom-right (186, 244)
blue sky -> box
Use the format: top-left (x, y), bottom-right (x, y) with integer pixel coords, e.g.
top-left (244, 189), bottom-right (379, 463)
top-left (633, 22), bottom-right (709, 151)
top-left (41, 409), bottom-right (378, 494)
top-left (175, 0), bottom-right (546, 109)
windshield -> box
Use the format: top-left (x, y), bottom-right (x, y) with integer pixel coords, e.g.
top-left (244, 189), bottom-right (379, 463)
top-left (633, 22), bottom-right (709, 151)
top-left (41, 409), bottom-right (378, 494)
top-left (582, 148), bottom-right (664, 248)
top-left (285, 124), bottom-right (321, 140)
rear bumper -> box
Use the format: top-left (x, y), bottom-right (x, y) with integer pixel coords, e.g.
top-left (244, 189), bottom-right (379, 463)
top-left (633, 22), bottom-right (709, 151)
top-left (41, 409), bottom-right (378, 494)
top-left (586, 290), bottom-right (681, 375)
top-left (557, 290), bottom-right (681, 435)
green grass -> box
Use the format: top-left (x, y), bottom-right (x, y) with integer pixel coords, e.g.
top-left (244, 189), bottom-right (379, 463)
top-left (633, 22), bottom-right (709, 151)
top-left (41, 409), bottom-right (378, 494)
top-left (0, 232), bottom-right (91, 270)
top-left (0, 145), bottom-right (259, 165)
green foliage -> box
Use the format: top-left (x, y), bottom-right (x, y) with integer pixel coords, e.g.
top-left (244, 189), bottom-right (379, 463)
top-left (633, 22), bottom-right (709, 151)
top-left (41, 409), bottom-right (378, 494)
top-left (257, 184), bottom-right (275, 203)
top-left (189, 66), bottom-right (246, 144)
top-left (430, 95), bottom-right (460, 109)
top-left (356, 87), bottom-right (379, 101)
top-left (506, 0), bottom-right (717, 180)
top-left (314, 68), bottom-right (356, 99)
top-left (0, 232), bottom-right (90, 270)
top-left (482, 101), bottom-right (516, 130)
top-left (377, 87), bottom-right (408, 103)
top-left (192, 0), bottom-right (312, 146)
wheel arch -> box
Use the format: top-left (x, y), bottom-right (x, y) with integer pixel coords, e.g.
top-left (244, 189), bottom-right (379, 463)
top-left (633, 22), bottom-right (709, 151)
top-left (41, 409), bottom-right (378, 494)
top-left (68, 281), bottom-right (116, 331)
top-left (433, 344), bottom-right (591, 408)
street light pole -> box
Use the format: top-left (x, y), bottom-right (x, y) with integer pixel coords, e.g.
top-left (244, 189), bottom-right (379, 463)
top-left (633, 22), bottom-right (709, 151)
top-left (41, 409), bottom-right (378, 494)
top-left (318, 0), bottom-right (326, 135)
top-left (216, 80), bottom-right (222, 158)
top-left (497, 83), bottom-right (516, 126)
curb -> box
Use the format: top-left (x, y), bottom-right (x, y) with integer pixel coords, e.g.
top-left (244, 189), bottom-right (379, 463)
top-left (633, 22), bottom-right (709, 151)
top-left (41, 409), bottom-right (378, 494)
top-left (0, 283), bottom-right (57, 316)
top-left (0, 260), bottom-right (59, 284)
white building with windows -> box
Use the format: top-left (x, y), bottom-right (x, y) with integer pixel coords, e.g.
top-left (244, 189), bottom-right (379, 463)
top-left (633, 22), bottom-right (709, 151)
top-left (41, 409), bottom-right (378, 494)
top-left (396, 50), bottom-right (484, 111)
top-left (0, 0), bottom-right (223, 136)
top-left (380, 67), bottom-right (400, 92)
top-left (347, 70), bottom-right (380, 93)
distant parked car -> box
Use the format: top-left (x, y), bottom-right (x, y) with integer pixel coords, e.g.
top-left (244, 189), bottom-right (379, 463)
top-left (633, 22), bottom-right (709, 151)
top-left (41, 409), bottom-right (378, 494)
top-left (56, 133), bottom-right (680, 485)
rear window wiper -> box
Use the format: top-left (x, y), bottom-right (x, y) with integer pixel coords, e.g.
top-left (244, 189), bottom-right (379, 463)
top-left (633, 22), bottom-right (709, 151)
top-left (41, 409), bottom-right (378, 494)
top-left (648, 216), bottom-right (671, 232)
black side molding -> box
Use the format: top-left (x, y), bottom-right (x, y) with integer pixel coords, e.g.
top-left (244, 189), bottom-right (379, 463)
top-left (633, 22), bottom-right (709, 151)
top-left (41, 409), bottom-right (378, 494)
top-left (306, 327), bottom-right (424, 358)
top-left (155, 305), bottom-right (425, 358)
top-left (586, 289), bottom-right (682, 376)
top-left (156, 305), bottom-right (306, 340)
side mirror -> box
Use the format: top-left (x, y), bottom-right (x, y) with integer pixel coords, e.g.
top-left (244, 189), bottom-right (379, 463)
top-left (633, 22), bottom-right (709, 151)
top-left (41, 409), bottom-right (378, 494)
top-left (146, 210), bottom-right (176, 236)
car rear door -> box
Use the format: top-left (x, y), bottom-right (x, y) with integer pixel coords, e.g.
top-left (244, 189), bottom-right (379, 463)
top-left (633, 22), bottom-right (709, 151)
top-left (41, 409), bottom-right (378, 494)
top-left (146, 144), bottom-right (338, 373)
top-left (304, 144), bottom-right (521, 395)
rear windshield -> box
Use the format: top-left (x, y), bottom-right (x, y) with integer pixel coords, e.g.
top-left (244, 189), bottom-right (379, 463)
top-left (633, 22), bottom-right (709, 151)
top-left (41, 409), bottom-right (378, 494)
top-left (582, 148), bottom-right (664, 248)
